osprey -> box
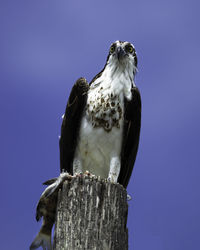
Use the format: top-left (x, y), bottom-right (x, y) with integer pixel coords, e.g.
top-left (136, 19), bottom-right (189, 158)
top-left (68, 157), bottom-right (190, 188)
top-left (59, 40), bottom-right (141, 188)
top-left (30, 41), bottom-right (141, 250)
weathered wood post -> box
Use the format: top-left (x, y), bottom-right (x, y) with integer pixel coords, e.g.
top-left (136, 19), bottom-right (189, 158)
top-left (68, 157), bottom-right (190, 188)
top-left (53, 176), bottom-right (128, 250)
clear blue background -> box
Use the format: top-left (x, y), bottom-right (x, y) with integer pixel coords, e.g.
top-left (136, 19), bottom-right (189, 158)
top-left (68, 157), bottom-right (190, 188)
top-left (1, 0), bottom-right (200, 249)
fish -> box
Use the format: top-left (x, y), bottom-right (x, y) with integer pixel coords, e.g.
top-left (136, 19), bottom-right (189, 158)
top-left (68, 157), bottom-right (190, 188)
top-left (30, 172), bottom-right (73, 250)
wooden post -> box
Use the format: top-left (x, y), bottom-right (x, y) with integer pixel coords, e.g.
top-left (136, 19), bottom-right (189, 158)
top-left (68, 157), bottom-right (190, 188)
top-left (53, 176), bottom-right (128, 250)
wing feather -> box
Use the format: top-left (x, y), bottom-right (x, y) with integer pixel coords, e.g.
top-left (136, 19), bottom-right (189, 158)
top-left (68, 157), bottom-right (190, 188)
top-left (118, 87), bottom-right (141, 188)
top-left (59, 77), bottom-right (89, 174)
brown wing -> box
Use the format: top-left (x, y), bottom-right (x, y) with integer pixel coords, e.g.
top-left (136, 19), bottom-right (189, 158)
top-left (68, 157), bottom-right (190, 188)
top-left (118, 87), bottom-right (141, 188)
top-left (59, 77), bottom-right (89, 174)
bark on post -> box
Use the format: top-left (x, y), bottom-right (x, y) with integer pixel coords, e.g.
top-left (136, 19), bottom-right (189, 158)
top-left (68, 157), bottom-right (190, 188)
top-left (53, 176), bottom-right (128, 250)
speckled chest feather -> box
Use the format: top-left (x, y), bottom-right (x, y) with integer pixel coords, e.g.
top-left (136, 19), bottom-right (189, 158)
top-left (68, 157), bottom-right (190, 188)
top-left (86, 88), bottom-right (123, 132)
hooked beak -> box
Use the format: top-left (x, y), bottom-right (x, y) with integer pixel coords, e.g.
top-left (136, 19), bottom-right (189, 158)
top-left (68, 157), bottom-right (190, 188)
top-left (117, 46), bottom-right (126, 60)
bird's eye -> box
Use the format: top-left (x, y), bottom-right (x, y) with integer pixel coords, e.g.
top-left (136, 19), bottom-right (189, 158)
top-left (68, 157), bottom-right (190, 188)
top-left (110, 45), bottom-right (115, 53)
top-left (126, 45), bottom-right (134, 53)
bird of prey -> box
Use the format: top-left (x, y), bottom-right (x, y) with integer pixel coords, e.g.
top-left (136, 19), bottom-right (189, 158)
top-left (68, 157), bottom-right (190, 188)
top-left (30, 40), bottom-right (141, 250)
top-left (60, 40), bottom-right (141, 188)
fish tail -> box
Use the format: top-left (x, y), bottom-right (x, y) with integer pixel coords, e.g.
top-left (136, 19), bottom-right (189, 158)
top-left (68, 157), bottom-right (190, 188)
top-left (30, 232), bottom-right (52, 250)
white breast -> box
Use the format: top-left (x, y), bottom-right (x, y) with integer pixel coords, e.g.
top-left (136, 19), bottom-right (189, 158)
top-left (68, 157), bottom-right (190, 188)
top-left (74, 115), bottom-right (123, 178)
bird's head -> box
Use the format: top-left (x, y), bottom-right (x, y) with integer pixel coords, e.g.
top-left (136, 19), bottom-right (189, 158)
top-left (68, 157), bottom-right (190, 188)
top-left (106, 40), bottom-right (138, 75)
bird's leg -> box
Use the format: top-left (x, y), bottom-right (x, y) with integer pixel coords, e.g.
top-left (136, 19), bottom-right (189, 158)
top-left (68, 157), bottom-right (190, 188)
top-left (108, 156), bottom-right (121, 183)
top-left (73, 157), bottom-right (83, 176)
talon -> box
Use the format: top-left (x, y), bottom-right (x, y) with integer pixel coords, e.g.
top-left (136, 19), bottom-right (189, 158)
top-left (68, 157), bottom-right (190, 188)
top-left (84, 170), bottom-right (91, 176)
top-left (83, 171), bottom-right (96, 178)
top-left (60, 172), bottom-right (73, 180)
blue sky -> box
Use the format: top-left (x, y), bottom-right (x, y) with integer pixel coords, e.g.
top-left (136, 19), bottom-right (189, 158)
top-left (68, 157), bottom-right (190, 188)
top-left (1, 0), bottom-right (200, 249)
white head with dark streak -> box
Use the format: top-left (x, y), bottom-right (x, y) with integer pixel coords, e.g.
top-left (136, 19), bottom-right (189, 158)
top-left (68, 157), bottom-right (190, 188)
top-left (106, 40), bottom-right (138, 79)
top-left (90, 41), bottom-right (138, 101)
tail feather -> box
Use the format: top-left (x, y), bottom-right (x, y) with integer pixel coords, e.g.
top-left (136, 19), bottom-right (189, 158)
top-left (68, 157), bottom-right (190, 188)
top-left (30, 232), bottom-right (52, 250)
